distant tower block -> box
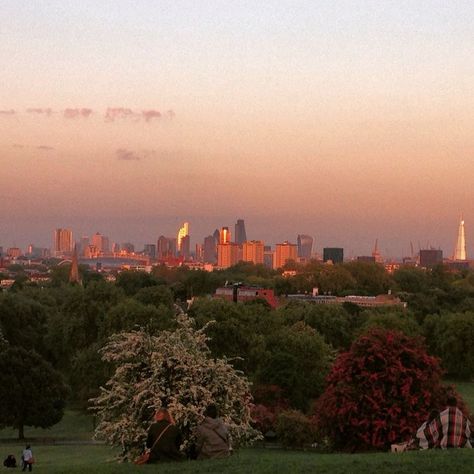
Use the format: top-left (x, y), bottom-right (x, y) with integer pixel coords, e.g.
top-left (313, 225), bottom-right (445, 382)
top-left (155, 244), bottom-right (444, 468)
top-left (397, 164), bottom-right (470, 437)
top-left (454, 216), bottom-right (467, 260)
top-left (234, 219), bottom-right (247, 245)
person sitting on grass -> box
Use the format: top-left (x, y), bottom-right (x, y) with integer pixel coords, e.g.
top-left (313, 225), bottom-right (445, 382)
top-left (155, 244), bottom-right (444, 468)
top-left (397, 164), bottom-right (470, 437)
top-left (3, 454), bottom-right (17, 468)
top-left (437, 396), bottom-right (472, 449)
top-left (146, 408), bottom-right (184, 462)
top-left (195, 404), bottom-right (231, 460)
top-left (414, 409), bottom-right (441, 449)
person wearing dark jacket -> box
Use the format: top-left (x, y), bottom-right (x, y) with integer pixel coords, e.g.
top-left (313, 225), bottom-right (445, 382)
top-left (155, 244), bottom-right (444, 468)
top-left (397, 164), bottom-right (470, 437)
top-left (146, 408), bottom-right (184, 463)
top-left (196, 405), bottom-right (230, 460)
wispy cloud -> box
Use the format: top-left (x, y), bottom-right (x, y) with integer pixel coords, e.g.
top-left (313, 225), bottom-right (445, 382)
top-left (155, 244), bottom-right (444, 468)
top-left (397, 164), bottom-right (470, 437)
top-left (12, 143), bottom-right (24, 148)
top-left (116, 148), bottom-right (141, 161)
top-left (0, 109), bottom-right (16, 115)
top-left (27, 108), bottom-right (53, 116)
top-left (64, 108), bottom-right (93, 119)
top-left (142, 109), bottom-right (161, 122)
top-left (105, 108), bottom-right (136, 122)
top-left (37, 145), bottom-right (55, 151)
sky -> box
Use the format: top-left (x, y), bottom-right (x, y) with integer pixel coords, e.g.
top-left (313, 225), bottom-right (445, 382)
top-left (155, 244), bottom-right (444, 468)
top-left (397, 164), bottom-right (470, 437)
top-left (1, 1), bottom-right (473, 258)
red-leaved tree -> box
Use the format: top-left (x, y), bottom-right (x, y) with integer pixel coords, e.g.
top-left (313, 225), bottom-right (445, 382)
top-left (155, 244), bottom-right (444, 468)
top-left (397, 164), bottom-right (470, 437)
top-left (313, 328), bottom-right (466, 451)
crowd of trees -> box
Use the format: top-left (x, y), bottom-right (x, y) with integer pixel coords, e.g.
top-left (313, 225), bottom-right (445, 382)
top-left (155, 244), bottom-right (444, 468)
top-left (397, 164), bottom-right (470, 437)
top-left (0, 260), bottom-right (473, 448)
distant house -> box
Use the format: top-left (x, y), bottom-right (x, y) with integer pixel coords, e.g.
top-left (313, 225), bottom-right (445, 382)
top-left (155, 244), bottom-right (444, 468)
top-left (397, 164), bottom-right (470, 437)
top-left (214, 285), bottom-right (278, 309)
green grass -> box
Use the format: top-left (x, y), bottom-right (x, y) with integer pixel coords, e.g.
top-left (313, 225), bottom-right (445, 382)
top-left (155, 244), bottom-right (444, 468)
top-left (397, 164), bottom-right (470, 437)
top-left (0, 445), bottom-right (472, 474)
top-left (452, 381), bottom-right (474, 413)
top-left (0, 410), bottom-right (95, 441)
top-left (0, 383), bottom-right (471, 472)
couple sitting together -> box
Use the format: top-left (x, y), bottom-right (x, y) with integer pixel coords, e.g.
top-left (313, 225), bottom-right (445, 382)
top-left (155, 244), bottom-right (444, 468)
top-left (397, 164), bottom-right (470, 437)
top-left (393, 396), bottom-right (472, 452)
top-left (145, 404), bottom-right (229, 463)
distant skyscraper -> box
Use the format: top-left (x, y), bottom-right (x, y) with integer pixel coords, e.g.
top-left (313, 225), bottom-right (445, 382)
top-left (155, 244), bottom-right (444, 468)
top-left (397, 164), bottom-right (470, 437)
top-left (91, 232), bottom-right (109, 255)
top-left (144, 244), bottom-right (156, 258)
top-left (323, 247), bottom-right (344, 264)
top-left (203, 235), bottom-right (217, 264)
top-left (180, 235), bottom-right (190, 259)
top-left (243, 240), bottom-right (264, 265)
top-left (297, 234), bottom-right (313, 259)
top-left (53, 228), bottom-right (73, 256)
top-left (274, 241), bottom-right (297, 269)
top-left (454, 217), bottom-right (467, 260)
top-left (234, 219), bottom-right (247, 245)
top-left (420, 249), bottom-right (443, 268)
top-left (177, 222), bottom-right (189, 252)
top-left (157, 235), bottom-right (169, 259)
top-left (220, 227), bottom-right (231, 244)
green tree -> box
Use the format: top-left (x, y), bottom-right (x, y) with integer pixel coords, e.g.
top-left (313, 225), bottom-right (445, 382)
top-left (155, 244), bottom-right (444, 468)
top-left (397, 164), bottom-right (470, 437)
top-left (423, 312), bottom-right (474, 379)
top-left (0, 346), bottom-right (69, 439)
top-left (115, 270), bottom-right (159, 296)
top-left (101, 299), bottom-right (175, 338)
top-left (343, 261), bottom-right (393, 295)
top-left (258, 322), bottom-right (332, 411)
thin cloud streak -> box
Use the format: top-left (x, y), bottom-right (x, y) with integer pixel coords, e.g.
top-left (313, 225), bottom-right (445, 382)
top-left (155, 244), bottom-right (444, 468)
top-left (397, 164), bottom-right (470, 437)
top-left (27, 108), bottom-right (53, 116)
top-left (0, 109), bottom-right (16, 115)
top-left (116, 148), bottom-right (141, 161)
top-left (142, 110), bottom-right (161, 122)
top-left (37, 145), bottom-right (55, 151)
top-left (64, 108), bottom-right (93, 119)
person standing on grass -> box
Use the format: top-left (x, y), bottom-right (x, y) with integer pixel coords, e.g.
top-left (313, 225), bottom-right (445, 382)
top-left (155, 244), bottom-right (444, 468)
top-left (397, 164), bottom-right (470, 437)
top-left (21, 445), bottom-right (34, 472)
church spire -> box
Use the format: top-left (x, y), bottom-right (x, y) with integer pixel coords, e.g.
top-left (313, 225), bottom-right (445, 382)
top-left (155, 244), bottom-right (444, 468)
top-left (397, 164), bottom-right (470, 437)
top-left (454, 215), bottom-right (467, 261)
top-left (69, 245), bottom-right (82, 284)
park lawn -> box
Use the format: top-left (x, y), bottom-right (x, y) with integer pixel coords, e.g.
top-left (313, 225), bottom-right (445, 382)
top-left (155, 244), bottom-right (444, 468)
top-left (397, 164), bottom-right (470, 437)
top-left (0, 445), bottom-right (473, 474)
top-left (452, 381), bottom-right (474, 413)
top-left (0, 410), bottom-right (95, 441)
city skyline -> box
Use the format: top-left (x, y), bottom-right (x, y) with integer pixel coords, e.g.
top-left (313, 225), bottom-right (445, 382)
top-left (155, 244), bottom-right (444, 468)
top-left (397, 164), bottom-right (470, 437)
top-left (0, 215), bottom-right (468, 261)
top-left (1, 2), bottom-right (473, 257)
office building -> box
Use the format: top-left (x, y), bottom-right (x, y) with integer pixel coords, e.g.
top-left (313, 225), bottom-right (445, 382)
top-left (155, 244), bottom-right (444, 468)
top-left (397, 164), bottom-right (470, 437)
top-left (242, 240), bottom-right (264, 265)
top-left (91, 232), bottom-right (109, 255)
top-left (53, 228), bottom-right (73, 256)
top-left (323, 247), bottom-right (344, 264)
top-left (419, 249), bottom-right (443, 268)
top-left (217, 242), bottom-right (240, 268)
top-left (274, 241), bottom-right (297, 269)
top-left (180, 235), bottom-right (190, 259)
top-left (144, 244), bottom-right (156, 258)
top-left (177, 222), bottom-right (189, 253)
top-left (220, 226), bottom-right (231, 244)
top-left (203, 235), bottom-right (217, 264)
top-left (297, 234), bottom-right (313, 259)
top-left (234, 219), bottom-right (247, 245)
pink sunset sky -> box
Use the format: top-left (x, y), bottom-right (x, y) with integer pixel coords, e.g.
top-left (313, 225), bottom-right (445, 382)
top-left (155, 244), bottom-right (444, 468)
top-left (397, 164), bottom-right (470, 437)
top-left (1, 1), bottom-right (473, 257)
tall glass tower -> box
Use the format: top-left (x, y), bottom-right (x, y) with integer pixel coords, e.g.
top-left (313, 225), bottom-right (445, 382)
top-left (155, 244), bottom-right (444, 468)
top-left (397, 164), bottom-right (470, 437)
top-left (234, 219), bottom-right (247, 244)
top-left (454, 216), bottom-right (467, 260)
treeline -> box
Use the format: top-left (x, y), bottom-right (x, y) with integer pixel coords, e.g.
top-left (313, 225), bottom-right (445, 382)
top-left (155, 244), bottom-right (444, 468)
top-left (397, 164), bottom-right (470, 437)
top-left (0, 261), bottom-right (474, 433)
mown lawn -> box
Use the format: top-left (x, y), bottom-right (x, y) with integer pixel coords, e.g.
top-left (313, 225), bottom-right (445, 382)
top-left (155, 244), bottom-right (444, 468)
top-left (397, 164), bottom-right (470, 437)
top-left (0, 382), bottom-right (471, 473)
top-left (0, 445), bottom-right (472, 474)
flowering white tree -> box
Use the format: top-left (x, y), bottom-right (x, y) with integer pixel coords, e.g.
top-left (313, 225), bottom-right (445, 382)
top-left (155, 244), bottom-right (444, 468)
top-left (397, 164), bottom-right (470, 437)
top-left (91, 314), bottom-right (260, 460)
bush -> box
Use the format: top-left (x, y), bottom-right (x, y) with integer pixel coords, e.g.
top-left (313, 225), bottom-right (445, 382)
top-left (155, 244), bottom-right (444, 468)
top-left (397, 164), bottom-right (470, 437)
top-left (91, 314), bottom-right (260, 460)
top-left (275, 410), bottom-right (315, 448)
top-left (313, 329), bottom-right (455, 451)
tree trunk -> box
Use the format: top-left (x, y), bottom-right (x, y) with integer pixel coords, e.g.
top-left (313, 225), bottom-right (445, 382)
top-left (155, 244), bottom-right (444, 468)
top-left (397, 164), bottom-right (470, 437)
top-left (18, 423), bottom-right (24, 440)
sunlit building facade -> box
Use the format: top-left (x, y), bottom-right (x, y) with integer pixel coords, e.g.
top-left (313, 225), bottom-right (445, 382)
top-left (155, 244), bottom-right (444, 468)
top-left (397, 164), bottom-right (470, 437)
top-left (242, 240), bottom-right (264, 265)
top-left (274, 241), bottom-right (297, 269)
top-left (53, 228), bottom-right (73, 256)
